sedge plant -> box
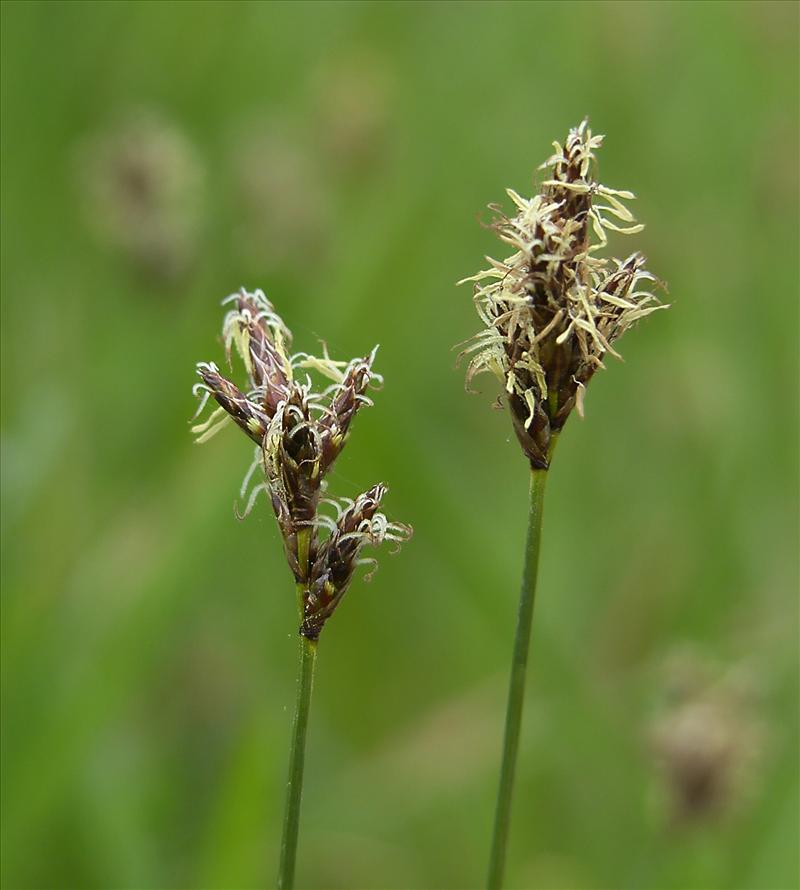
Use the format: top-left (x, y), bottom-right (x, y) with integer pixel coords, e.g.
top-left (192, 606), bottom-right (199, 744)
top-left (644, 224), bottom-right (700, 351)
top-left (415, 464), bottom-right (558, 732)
top-left (459, 120), bottom-right (667, 887)
top-left (192, 289), bottom-right (411, 889)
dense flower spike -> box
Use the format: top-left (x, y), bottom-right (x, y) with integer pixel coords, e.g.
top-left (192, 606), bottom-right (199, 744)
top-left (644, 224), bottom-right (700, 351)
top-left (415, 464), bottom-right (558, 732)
top-left (460, 120), bottom-right (667, 468)
top-left (193, 288), bottom-right (410, 635)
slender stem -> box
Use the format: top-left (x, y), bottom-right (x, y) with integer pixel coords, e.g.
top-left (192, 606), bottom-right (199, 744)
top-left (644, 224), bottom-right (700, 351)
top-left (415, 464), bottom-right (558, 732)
top-left (278, 525), bottom-right (316, 890)
top-left (277, 628), bottom-right (317, 890)
top-left (487, 465), bottom-right (549, 889)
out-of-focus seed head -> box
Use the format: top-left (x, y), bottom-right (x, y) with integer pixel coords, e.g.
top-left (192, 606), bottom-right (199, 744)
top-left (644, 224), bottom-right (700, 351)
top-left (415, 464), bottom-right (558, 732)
top-left (648, 649), bottom-right (765, 826)
top-left (459, 120), bottom-right (667, 468)
top-left (77, 110), bottom-right (203, 282)
top-left (231, 123), bottom-right (329, 273)
top-left (311, 52), bottom-right (394, 176)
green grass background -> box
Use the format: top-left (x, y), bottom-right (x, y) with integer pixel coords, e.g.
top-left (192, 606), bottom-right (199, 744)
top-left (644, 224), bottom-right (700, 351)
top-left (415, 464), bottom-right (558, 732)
top-left (1, 1), bottom-right (798, 888)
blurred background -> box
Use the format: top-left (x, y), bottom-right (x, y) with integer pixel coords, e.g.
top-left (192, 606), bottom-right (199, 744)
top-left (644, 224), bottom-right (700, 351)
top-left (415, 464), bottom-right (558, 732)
top-left (1, 2), bottom-right (798, 888)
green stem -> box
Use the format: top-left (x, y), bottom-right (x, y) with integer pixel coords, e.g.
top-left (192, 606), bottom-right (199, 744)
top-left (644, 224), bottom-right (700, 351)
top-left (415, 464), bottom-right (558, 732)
top-left (277, 629), bottom-right (317, 890)
top-left (487, 464), bottom-right (549, 889)
top-left (278, 526), bottom-right (315, 890)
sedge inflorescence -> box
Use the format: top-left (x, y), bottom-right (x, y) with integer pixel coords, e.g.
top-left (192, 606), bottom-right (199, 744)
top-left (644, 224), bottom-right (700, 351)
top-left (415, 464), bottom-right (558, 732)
top-left (193, 289), bottom-right (411, 640)
top-left (459, 120), bottom-right (667, 468)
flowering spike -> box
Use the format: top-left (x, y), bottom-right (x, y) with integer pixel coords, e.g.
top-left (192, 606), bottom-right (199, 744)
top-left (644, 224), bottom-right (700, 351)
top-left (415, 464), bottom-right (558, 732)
top-left (460, 120), bottom-right (668, 467)
top-left (192, 290), bottom-right (411, 637)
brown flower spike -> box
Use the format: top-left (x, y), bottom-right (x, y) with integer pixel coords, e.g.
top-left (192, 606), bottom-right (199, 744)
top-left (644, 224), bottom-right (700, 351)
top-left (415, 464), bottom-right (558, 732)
top-left (459, 120), bottom-right (667, 468)
top-left (193, 289), bottom-right (411, 639)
